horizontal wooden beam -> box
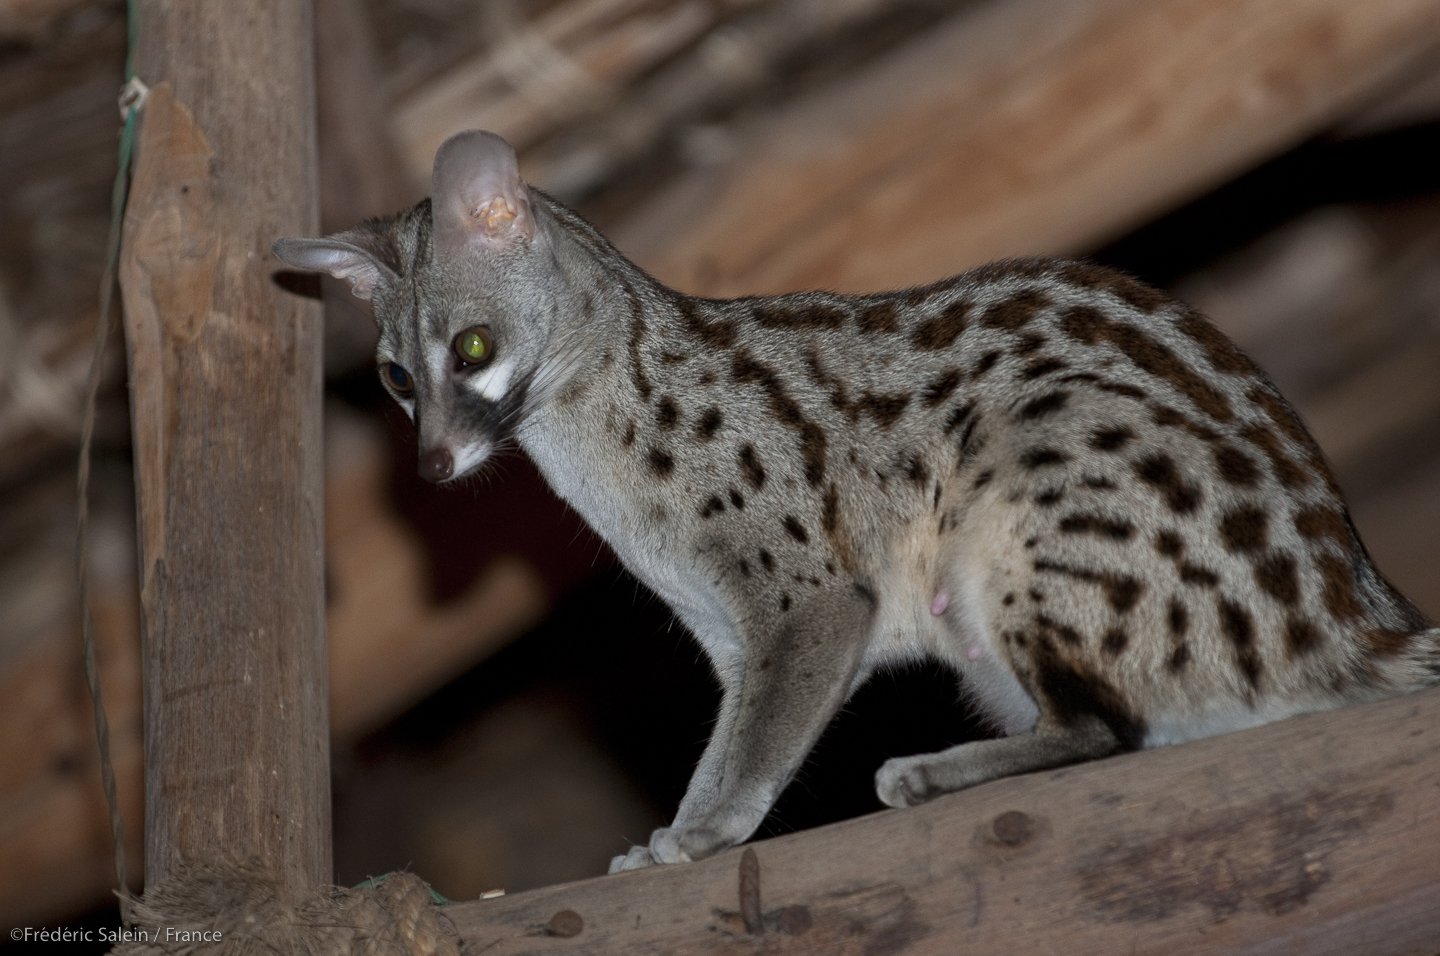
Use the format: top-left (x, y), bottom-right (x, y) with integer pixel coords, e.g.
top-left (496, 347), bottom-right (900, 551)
top-left (448, 686), bottom-right (1440, 954)
top-left (610, 0), bottom-right (1440, 296)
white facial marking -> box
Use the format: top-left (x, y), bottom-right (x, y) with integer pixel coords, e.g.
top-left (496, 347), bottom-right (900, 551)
top-left (468, 358), bottom-right (515, 402)
top-left (450, 439), bottom-right (495, 480)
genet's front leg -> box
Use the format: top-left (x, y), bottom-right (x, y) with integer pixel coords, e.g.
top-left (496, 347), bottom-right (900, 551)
top-left (610, 589), bottom-right (872, 872)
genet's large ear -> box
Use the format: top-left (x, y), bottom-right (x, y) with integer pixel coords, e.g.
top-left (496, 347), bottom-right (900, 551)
top-left (431, 130), bottom-right (535, 259)
top-left (271, 233), bottom-right (399, 301)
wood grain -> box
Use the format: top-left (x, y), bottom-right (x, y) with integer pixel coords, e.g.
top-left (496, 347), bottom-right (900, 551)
top-left (447, 686), bottom-right (1440, 955)
top-left (118, 0), bottom-right (329, 896)
top-left (610, 0), bottom-right (1440, 296)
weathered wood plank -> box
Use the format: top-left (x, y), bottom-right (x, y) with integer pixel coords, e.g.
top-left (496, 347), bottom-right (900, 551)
top-left (610, 0), bottom-right (1440, 296)
top-left (447, 687), bottom-right (1440, 954)
top-left (118, 0), bottom-right (329, 896)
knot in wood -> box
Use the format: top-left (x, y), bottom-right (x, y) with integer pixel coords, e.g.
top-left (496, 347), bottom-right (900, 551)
top-left (992, 810), bottom-right (1036, 846)
top-left (545, 909), bottom-right (584, 938)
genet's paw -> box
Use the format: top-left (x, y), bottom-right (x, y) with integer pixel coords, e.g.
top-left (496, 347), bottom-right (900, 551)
top-left (608, 844), bottom-right (656, 873)
top-left (875, 755), bottom-right (937, 809)
top-left (610, 821), bottom-right (743, 873)
top-left (651, 823), bottom-right (733, 864)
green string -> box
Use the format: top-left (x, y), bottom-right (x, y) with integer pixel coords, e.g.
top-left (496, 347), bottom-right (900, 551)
top-left (352, 873), bottom-right (452, 906)
top-left (77, 0), bottom-right (141, 925)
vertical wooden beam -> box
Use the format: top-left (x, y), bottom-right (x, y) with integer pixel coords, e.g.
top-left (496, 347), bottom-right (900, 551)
top-left (119, 0), bottom-right (330, 896)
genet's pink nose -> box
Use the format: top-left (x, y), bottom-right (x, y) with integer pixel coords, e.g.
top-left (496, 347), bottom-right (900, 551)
top-left (420, 447), bottom-right (454, 483)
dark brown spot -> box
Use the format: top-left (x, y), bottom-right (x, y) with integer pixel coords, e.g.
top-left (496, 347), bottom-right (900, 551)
top-left (980, 289), bottom-right (1051, 329)
top-left (1240, 423), bottom-right (1310, 489)
top-left (958, 416), bottom-right (984, 459)
top-left (1255, 551), bottom-right (1300, 605)
top-left (647, 446), bottom-right (674, 478)
top-left (676, 297), bottom-right (738, 348)
top-left (753, 301), bottom-right (846, 330)
top-left (973, 469), bottom-right (995, 489)
top-left (729, 488), bottom-right (746, 510)
top-left (783, 515), bottom-right (809, 544)
top-left (621, 420), bottom-right (636, 448)
top-left (1151, 404), bottom-right (1222, 442)
top-left (857, 391), bottom-right (912, 428)
top-left (1294, 504), bottom-right (1350, 548)
top-left (1101, 628), bottom-right (1129, 655)
top-left (944, 401), bottom-right (975, 435)
top-left (1177, 309), bottom-right (1258, 375)
top-left (1022, 447), bottom-right (1069, 469)
top-left (1168, 643), bottom-right (1191, 673)
top-left (1014, 332), bottom-right (1048, 355)
top-left (738, 444), bottom-right (766, 490)
top-left (1031, 637), bottom-right (1145, 749)
top-left (1246, 385), bottom-right (1312, 447)
top-left (1022, 356), bottom-right (1070, 380)
top-left (1180, 563), bottom-right (1220, 588)
top-left (1213, 442), bottom-right (1261, 487)
top-left (922, 369), bottom-right (963, 407)
top-left (695, 406), bottom-right (723, 441)
top-left (910, 299), bottom-right (971, 350)
top-left (699, 495), bottom-right (725, 518)
top-left (1154, 530), bottom-right (1184, 558)
top-left (1218, 596), bottom-right (1261, 690)
top-left (1033, 559), bottom-right (1143, 613)
top-left (1108, 577), bottom-right (1144, 614)
top-left (1317, 553), bottom-right (1363, 620)
top-left (1167, 597), bottom-right (1188, 636)
top-left (1219, 505), bottom-right (1270, 554)
top-left (858, 301), bottom-right (900, 334)
top-left (799, 423), bottom-right (828, 488)
top-left (1034, 488), bottom-right (1065, 507)
top-left (655, 395), bottom-right (679, 430)
top-left (1364, 628), bottom-right (1413, 657)
top-left (1097, 380), bottom-right (1149, 401)
top-left (972, 350), bottom-right (1002, 379)
top-left (1090, 425), bottom-right (1135, 452)
top-left (1134, 453), bottom-right (1202, 514)
top-left (1285, 616), bottom-right (1321, 656)
top-left (1036, 613), bottom-right (1083, 646)
top-left (1060, 305), bottom-right (1233, 421)
top-left (759, 549), bottom-right (775, 572)
top-left (624, 283), bottom-right (653, 400)
top-left (903, 453), bottom-right (929, 487)
top-left (1060, 262), bottom-right (1171, 313)
top-left (732, 350), bottom-right (827, 487)
top-left (1058, 513), bottom-right (1134, 541)
top-left (780, 594), bottom-right (792, 612)
top-left (1017, 391), bottom-right (1070, 421)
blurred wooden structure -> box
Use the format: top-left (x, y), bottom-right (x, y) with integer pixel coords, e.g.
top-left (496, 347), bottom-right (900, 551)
top-left (1, 0), bottom-right (1439, 941)
top-left (451, 686), bottom-right (1440, 954)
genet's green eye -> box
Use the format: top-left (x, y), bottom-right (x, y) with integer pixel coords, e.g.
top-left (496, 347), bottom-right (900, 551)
top-left (453, 326), bottom-right (494, 367)
top-left (381, 361), bottom-right (413, 396)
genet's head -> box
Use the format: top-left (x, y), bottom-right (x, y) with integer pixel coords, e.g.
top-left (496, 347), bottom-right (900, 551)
top-left (274, 130), bottom-right (571, 483)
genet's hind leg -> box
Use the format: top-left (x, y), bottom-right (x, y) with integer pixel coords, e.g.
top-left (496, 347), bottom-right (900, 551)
top-left (875, 719), bottom-right (1123, 808)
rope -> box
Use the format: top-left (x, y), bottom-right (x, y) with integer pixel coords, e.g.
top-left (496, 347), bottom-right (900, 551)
top-left (77, 0), bottom-right (142, 924)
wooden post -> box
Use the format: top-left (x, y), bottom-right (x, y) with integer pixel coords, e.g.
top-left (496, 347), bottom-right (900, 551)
top-left (118, 0), bottom-right (330, 896)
